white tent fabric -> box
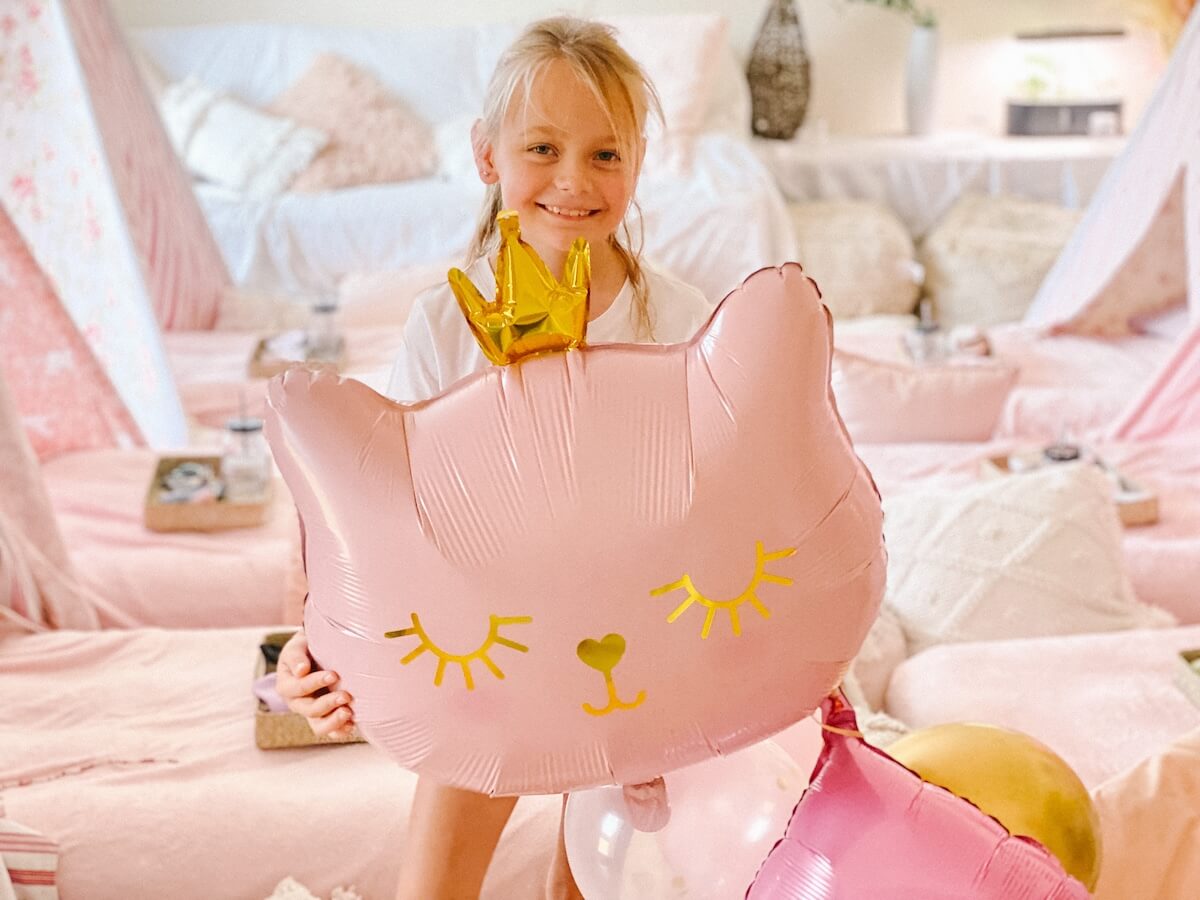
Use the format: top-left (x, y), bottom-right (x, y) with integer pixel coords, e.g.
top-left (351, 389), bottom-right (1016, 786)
top-left (1023, 6), bottom-right (1199, 438)
top-left (1024, 6), bottom-right (1198, 334)
top-left (0, 0), bottom-right (229, 447)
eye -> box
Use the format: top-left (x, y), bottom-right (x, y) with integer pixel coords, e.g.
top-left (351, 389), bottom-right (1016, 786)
top-left (650, 542), bottom-right (796, 639)
top-left (594, 149), bottom-right (621, 163)
top-left (528, 143), bottom-right (556, 156)
top-left (384, 613), bottom-right (532, 689)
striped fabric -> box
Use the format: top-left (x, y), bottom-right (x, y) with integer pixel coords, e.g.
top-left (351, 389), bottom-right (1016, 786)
top-left (61, 0), bottom-right (230, 330)
top-left (0, 814), bottom-right (59, 900)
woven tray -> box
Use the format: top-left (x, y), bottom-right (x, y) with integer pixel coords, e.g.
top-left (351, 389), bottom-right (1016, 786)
top-left (254, 630), bottom-right (364, 750)
top-left (1175, 649), bottom-right (1200, 711)
top-left (980, 454), bottom-right (1158, 527)
top-left (145, 455), bottom-right (272, 533)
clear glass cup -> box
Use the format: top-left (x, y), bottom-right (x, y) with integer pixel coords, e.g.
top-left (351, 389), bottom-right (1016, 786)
top-left (306, 300), bottom-right (341, 362)
top-left (221, 417), bottom-right (271, 502)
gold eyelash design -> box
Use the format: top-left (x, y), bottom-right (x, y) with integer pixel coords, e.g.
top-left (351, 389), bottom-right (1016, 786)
top-left (651, 542), bottom-right (796, 639)
top-left (384, 613), bottom-right (532, 690)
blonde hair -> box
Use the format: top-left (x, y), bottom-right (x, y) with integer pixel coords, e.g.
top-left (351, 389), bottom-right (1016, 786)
top-left (465, 16), bottom-right (663, 338)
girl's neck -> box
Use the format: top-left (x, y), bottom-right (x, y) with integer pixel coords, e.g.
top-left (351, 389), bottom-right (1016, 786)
top-left (492, 236), bottom-right (627, 322)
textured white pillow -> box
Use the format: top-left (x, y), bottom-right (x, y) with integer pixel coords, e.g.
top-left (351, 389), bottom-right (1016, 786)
top-left (790, 201), bottom-right (921, 319)
top-left (883, 463), bottom-right (1175, 654)
top-left (921, 194), bottom-right (1083, 328)
top-left (159, 77), bottom-right (327, 199)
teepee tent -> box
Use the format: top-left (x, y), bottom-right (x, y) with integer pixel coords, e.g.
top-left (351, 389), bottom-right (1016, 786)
top-left (1023, 5), bottom-right (1200, 437)
top-left (0, 0), bottom-right (230, 447)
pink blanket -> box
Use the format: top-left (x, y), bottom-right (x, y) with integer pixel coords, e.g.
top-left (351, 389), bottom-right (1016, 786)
top-left (0, 627), bottom-right (562, 899)
top-left (41, 450), bottom-right (306, 628)
top-left (885, 625), bottom-right (1200, 789)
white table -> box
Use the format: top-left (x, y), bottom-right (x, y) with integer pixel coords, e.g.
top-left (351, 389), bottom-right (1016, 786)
top-left (753, 132), bottom-right (1125, 238)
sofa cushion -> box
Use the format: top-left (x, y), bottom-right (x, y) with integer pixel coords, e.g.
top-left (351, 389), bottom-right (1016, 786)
top-left (160, 76), bottom-right (328, 199)
top-left (921, 194), bottom-right (1082, 327)
top-left (270, 54), bottom-right (437, 192)
top-left (790, 200), bottom-right (920, 319)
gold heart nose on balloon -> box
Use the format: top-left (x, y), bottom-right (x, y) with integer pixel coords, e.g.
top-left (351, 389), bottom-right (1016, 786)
top-left (448, 210), bottom-right (590, 366)
top-left (577, 632), bottom-right (646, 717)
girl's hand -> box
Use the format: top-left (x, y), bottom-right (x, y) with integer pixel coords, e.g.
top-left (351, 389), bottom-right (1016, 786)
top-left (275, 630), bottom-right (356, 739)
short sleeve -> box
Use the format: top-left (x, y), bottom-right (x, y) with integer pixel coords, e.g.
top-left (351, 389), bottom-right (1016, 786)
top-left (385, 289), bottom-right (448, 403)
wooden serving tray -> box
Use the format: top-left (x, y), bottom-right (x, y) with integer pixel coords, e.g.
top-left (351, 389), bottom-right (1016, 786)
top-left (144, 455), bottom-right (273, 533)
top-left (247, 334), bottom-right (346, 379)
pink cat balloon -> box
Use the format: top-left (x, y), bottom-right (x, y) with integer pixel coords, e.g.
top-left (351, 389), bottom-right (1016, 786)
top-left (266, 264), bottom-right (886, 795)
top-left (747, 694), bottom-right (1092, 899)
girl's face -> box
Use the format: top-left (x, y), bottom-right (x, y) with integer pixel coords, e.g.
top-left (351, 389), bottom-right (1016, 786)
top-left (475, 58), bottom-right (642, 257)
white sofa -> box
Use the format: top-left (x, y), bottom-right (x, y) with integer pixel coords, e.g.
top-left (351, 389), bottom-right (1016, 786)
top-left (134, 16), bottom-right (797, 304)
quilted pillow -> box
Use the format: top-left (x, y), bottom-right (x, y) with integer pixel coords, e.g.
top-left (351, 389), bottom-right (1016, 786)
top-left (160, 77), bottom-right (328, 199)
top-left (791, 201), bottom-right (921, 319)
top-left (921, 194), bottom-right (1083, 328)
top-left (831, 350), bottom-right (1018, 443)
top-left (882, 463), bottom-right (1175, 654)
top-left (270, 54), bottom-right (437, 192)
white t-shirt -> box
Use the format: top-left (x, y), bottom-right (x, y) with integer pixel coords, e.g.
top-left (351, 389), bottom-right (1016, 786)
top-left (386, 257), bottom-right (714, 403)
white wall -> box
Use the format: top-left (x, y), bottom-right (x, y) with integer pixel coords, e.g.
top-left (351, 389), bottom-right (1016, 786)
top-left (112, 0), bottom-right (1167, 135)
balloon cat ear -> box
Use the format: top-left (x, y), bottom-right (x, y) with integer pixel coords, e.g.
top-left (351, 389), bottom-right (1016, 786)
top-left (266, 367), bottom-right (419, 533)
top-left (687, 264), bottom-right (833, 435)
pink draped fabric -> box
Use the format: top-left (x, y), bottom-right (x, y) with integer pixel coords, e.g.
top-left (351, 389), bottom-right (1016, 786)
top-left (59, 0), bottom-right (229, 330)
top-left (0, 206), bottom-right (141, 462)
top-left (0, 366), bottom-right (98, 633)
top-left (1111, 323), bottom-right (1200, 438)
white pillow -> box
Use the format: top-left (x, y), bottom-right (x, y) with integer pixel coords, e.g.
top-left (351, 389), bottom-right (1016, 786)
top-left (883, 463), bottom-right (1175, 654)
top-left (159, 76), bottom-right (328, 200)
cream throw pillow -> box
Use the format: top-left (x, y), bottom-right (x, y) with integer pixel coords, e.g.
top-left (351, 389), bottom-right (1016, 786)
top-left (790, 201), bottom-right (921, 319)
top-left (883, 463), bottom-right (1175, 654)
top-left (270, 54), bottom-right (436, 192)
top-left (160, 77), bottom-right (328, 199)
top-left (921, 194), bottom-right (1083, 328)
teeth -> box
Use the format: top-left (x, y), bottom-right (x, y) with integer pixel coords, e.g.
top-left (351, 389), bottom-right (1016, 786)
top-left (544, 205), bottom-right (592, 218)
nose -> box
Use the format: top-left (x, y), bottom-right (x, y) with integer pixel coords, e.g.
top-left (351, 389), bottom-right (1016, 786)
top-left (554, 157), bottom-right (593, 195)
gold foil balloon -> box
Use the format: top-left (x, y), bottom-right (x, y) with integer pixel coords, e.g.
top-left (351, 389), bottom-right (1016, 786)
top-left (887, 723), bottom-right (1102, 890)
top-left (448, 210), bottom-right (590, 365)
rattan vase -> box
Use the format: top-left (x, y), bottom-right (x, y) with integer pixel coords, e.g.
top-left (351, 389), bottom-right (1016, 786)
top-left (747, 0), bottom-right (812, 139)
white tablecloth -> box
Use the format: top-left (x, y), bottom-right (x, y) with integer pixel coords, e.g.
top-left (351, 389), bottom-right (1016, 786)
top-left (754, 132), bottom-right (1125, 237)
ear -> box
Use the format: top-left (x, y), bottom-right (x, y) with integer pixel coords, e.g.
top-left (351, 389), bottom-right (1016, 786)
top-left (471, 119), bottom-right (500, 185)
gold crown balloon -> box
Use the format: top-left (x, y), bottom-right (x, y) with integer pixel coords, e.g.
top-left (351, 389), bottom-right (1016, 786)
top-left (448, 210), bottom-right (590, 366)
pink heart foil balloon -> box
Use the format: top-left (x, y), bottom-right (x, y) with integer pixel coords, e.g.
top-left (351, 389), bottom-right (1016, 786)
top-left (746, 695), bottom-right (1093, 900)
top-left (265, 264), bottom-right (886, 795)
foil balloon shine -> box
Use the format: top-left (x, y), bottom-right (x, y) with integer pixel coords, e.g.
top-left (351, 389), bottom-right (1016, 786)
top-left (887, 723), bottom-right (1102, 891)
top-left (747, 695), bottom-right (1092, 900)
top-left (265, 262), bottom-right (886, 796)
top-left (448, 209), bottom-right (590, 365)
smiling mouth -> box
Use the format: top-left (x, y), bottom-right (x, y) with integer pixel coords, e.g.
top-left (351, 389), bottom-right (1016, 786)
top-left (538, 203), bottom-right (600, 219)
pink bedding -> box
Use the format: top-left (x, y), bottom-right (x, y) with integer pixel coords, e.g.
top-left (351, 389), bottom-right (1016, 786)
top-left (832, 318), bottom-right (1173, 443)
top-left (884, 625), bottom-right (1200, 789)
top-left (41, 450), bottom-right (305, 628)
top-left (0, 627), bottom-right (563, 900)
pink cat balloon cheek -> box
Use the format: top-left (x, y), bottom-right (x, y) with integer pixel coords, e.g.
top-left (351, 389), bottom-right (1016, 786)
top-left (265, 262), bottom-right (886, 796)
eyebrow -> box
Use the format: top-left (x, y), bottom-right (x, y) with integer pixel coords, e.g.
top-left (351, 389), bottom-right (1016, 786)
top-left (521, 125), bottom-right (620, 145)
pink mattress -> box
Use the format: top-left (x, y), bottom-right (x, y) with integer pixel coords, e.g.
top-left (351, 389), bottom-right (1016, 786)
top-left (42, 449), bottom-right (306, 628)
top-left (0, 627), bottom-right (563, 900)
top-left (885, 625), bottom-right (1200, 789)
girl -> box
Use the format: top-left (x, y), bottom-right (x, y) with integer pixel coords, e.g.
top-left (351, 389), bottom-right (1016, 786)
top-left (276, 16), bottom-right (714, 899)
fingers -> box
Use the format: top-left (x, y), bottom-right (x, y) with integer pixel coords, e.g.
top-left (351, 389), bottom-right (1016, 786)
top-left (273, 630), bottom-right (356, 738)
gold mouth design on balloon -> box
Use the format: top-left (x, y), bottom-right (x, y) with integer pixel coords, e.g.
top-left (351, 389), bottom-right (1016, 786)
top-left (385, 613), bottom-right (532, 690)
top-left (577, 633), bottom-right (646, 716)
top-left (651, 542), bottom-right (796, 639)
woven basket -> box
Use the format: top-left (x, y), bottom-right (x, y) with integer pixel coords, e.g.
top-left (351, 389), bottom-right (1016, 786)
top-left (254, 630), bottom-right (365, 750)
top-left (747, 0), bottom-right (811, 139)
